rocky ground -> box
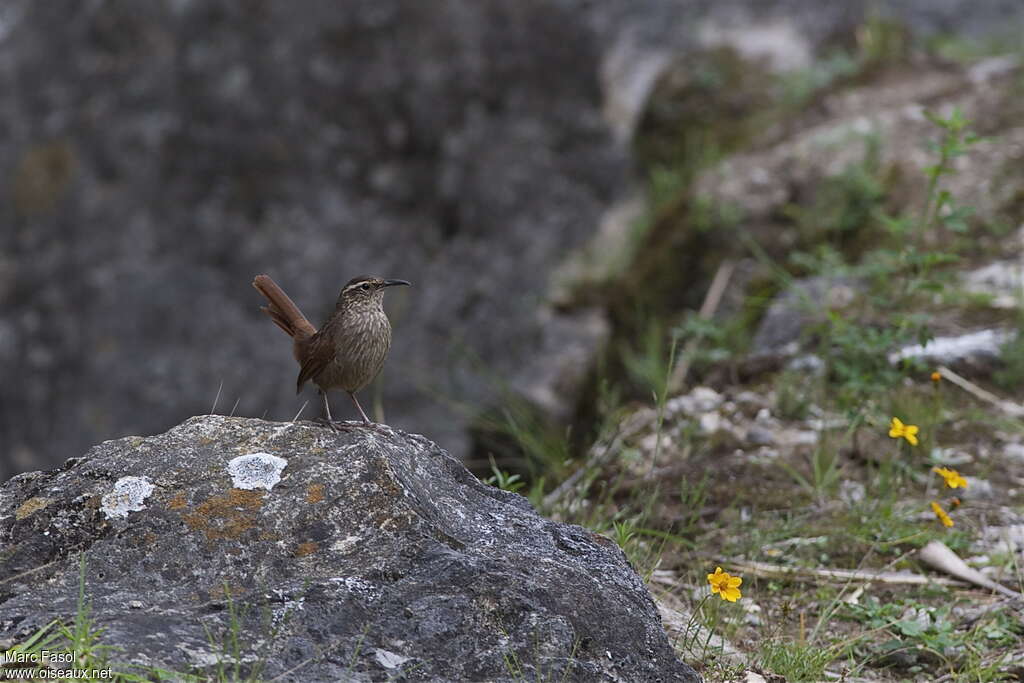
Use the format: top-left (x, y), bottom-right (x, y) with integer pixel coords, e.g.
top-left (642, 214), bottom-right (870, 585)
top-left (535, 28), bottom-right (1024, 683)
top-left (551, 370), bottom-right (1024, 682)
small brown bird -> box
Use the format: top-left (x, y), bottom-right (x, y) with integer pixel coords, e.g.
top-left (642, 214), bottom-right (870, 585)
top-left (252, 274), bottom-right (410, 425)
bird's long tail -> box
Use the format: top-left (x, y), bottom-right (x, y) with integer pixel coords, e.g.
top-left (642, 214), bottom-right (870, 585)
top-left (252, 274), bottom-right (317, 341)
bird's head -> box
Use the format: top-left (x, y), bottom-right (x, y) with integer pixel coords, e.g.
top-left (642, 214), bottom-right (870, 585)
top-left (336, 276), bottom-right (411, 310)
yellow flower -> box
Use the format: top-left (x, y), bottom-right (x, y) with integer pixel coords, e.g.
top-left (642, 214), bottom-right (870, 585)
top-left (930, 371), bottom-right (942, 383)
top-left (930, 501), bottom-right (953, 528)
top-left (888, 417), bottom-right (919, 446)
top-left (933, 466), bottom-right (967, 489)
top-left (707, 566), bottom-right (742, 602)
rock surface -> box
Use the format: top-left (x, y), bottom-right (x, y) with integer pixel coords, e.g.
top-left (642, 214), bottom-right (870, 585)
top-left (694, 59), bottom-right (1024, 243)
top-left (751, 276), bottom-right (863, 356)
top-left (0, 416), bottom-right (699, 682)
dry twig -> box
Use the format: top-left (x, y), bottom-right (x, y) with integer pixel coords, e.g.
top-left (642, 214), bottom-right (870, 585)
top-left (727, 559), bottom-right (964, 587)
top-left (918, 540), bottom-right (1023, 600)
top-left (667, 260), bottom-right (736, 394)
top-left (936, 365), bottom-right (1024, 418)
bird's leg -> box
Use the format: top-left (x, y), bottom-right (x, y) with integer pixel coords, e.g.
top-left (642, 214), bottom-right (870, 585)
top-left (321, 390), bottom-right (333, 421)
top-left (350, 392), bottom-right (373, 424)
top-left (315, 390), bottom-right (352, 431)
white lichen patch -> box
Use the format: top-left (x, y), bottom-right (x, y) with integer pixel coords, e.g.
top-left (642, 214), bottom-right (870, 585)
top-left (101, 476), bottom-right (155, 520)
top-left (329, 534), bottom-right (362, 553)
top-left (329, 576), bottom-right (382, 602)
top-left (374, 648), bottom-right (411, 670)
top-left (268, 422), bottom-right (297, 441)
top-left (228, 452), bottom-right (287, 491)
top-left (191, 414), bottom-right (229, 438)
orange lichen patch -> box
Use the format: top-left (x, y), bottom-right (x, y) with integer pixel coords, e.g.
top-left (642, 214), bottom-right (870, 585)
top-left (15, 496), bottom-right (52, 521)
top-left (305, 483), bottom-right (325, 504)
top-left (166, 492), bottom-right (188, 510)
top-left (294, 541), bottom-right (319, 557)
top-left (13, 141), bottom-right (76, 215)
top-left (182, 488), bottom-right (266, 542)
top-left (586, 531), bottom-right (618, 550)
top-left (124, 530), bottom-right (159, 549)
top-left (208, 582), bottom-right (247, 601)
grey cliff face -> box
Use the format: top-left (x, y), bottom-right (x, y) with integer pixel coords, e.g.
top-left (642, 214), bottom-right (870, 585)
top-left (0, 0), bottom-right (624, 478)
top-left (0, 416), bottom-right (700, 682)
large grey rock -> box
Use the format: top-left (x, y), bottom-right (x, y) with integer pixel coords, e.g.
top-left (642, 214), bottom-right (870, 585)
top-left (752, 276), bottom-right (863, 356)
top-left (0, 415), bottom-right (699, 682)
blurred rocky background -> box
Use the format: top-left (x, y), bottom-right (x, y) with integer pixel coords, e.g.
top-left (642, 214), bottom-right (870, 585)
top-left (4, 0), bottom-right (1024, 481)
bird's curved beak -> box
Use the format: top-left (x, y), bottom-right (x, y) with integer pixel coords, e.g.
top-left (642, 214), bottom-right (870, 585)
top-left (383, 279), bottom-right (411, 288)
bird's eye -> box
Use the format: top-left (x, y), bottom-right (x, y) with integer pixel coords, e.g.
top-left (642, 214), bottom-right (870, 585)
top-left (361, 283), bottom-right (371, 291)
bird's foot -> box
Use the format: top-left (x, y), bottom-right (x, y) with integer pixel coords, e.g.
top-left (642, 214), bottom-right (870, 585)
top-left (360, 421), bottom-right (397, 435)
top-left (313, 417), bottom-right (357, 432)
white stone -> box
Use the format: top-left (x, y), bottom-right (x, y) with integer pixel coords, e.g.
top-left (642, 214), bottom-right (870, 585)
top-left (962, 260), bottom-right (1024, 308)
top-left (786, 354), bottom-right (824, 372)
top-left (699, 412), bottom-right (722, 434)
top-left (888, 328), bottom-right (1011, 364)
top-left (930, 447), bottom-right (973, 466)
top-left (691, 387), bottom-right (724, 412)
top-left (959, 478), bottom-right (995, 501)
top-left (839, 480), bottom-right (865, 504)
top-left (981, 525), bottom-right (1024, 554)
top-left (1004, 443), bottom-right (1024, 464)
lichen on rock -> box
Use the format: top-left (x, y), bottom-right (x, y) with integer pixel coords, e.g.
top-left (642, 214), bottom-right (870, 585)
top-left (227, 452), bottom-right (287, 491)
top-left (100, 476), bottom-right (155, 520)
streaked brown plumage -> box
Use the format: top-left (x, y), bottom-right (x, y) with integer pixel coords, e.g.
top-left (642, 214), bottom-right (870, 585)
top-left (252, 274), bottom-right (410, 424)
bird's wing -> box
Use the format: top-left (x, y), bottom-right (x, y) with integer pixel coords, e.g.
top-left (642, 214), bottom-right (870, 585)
top-left (296, 332), bottom-right (336, 393)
